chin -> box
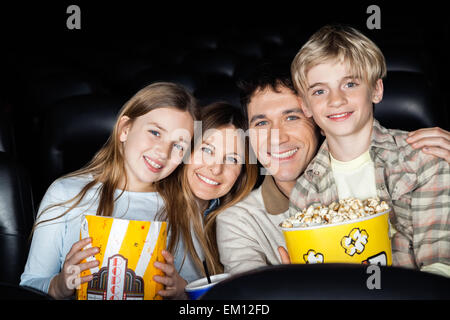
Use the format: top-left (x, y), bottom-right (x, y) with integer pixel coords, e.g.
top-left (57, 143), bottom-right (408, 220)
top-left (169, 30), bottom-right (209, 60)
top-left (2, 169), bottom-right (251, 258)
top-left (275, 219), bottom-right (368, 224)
top-left (272, 171), bottom-right (300, 184)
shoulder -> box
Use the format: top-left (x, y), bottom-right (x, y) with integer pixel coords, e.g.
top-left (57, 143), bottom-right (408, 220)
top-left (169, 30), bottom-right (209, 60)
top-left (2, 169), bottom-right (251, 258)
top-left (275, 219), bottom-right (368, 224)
top-left (373, 123), bottom-right (443, 172)
top-left (44, 174), bottom-right (96, 202)
top-left (216, 187), bottom-right (264, 223)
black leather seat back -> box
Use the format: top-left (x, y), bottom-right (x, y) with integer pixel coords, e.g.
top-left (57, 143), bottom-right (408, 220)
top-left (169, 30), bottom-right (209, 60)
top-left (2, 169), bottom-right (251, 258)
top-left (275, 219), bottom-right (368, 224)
top-left (35, 94), bottom-right (126, 202)
top-left (375, 72), bottom-right (441, 131)
top-left (202, 264), bottom-right (450, 300)
top-left (0, 152), bottom-right (35, 285)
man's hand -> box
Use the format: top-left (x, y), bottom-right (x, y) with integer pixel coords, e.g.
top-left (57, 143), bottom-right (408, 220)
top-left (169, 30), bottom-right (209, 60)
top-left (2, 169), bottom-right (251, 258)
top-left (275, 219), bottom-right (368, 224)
top-left (407, 127), bottom-right (450, 163)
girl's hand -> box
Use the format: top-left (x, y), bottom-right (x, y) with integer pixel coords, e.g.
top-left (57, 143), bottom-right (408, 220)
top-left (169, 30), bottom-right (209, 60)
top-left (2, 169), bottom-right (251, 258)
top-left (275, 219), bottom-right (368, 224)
top-left (48, 237), bottom-right (99, 299)
top-left (153, 250), bottom-right (188, 300)
top-left (278, 246), bottom-right (291, 264)
top-left (407, 127), bottom-right (450, 163)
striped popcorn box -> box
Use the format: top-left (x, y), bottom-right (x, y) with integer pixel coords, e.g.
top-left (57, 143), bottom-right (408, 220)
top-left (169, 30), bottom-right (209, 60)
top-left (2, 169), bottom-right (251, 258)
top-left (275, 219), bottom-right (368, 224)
top-left (76, 215), bottom-right (167, 300)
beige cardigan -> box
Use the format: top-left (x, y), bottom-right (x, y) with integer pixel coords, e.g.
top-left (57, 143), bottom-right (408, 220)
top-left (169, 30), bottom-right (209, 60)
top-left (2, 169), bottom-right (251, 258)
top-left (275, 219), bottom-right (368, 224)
top-left (216, 176), bottom-right (291, 275)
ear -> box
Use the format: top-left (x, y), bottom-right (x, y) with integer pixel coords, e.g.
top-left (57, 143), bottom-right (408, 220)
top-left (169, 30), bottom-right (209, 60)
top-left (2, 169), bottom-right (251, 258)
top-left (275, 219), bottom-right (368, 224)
top-left (118, 116), bottom-right (131, 142)
top-left (372, 79), bottom-right (384, 104)
top-left (298, 96), bottom-right (314, 118)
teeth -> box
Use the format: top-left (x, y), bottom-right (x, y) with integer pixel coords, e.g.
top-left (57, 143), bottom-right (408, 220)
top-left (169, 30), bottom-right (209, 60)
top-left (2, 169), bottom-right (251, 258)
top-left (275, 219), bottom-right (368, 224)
top-left (197, 173), bottom-right (219, 185)
top-left (271, 148), bottom-right (298, 159)
top-left (144, 156), bottom-right (162, 169)
top-left (328, 112), bottom-right (351, 119)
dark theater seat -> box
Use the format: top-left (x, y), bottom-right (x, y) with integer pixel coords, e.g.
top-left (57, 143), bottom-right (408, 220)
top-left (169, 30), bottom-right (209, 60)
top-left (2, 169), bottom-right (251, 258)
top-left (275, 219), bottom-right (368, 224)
top-left (0, 109), bottom-right (14, 155)
top-left (374, 71), bottom-right (440, 131)
top-left (0, 152), bottom-right (35, 285)
top-left (35, 94), bottom-right (126, 202)
top-left (201, 264), bottom-right (450, 300)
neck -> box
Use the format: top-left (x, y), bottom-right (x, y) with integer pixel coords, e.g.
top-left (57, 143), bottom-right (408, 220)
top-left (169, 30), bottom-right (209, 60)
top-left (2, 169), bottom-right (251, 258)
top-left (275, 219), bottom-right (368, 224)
top-left (195, 198), bottom-right (209, 213)
top-left (274, 179), bottom-right (296, 198)
top-left (326, 121), bottom-right (373, 162)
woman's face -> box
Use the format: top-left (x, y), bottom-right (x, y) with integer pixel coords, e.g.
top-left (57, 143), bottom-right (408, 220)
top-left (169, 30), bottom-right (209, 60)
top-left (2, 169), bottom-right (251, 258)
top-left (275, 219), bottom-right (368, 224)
top-left (119, 107), bottom-right (194, 192)
top-left (186, 125), bottom-right (244, 201)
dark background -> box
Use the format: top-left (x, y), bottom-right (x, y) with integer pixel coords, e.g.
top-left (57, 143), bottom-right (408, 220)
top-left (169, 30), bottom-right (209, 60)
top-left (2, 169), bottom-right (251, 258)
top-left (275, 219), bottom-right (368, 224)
top-left (1, 0), bottom-right (449, 208)
top-left (0, 0), bottom-right (449, 288)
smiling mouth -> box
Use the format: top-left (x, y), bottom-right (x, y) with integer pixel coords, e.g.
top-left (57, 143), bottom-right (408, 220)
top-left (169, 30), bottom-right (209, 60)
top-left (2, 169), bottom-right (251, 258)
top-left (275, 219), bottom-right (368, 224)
top-left (268, 148), bottom-right (299, 160)
top-left (143, 156), bottom-right (164, 171)
top-left (327, 111), bottom-right (353, 120)
top-left (196, 173), bottom-right (220, 186)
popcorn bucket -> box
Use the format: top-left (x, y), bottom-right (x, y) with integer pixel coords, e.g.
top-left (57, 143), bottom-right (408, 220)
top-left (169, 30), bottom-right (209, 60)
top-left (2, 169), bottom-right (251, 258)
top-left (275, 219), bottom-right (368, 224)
top-left (76, 215), bottom-right (167, 300)
top-left (281, 210), bottom-right (392, 266)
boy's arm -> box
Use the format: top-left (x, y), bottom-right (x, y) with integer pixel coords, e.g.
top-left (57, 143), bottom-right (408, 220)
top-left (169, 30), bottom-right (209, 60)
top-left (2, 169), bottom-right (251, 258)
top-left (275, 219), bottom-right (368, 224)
top-left (410, 155), bottom-right (450, 270)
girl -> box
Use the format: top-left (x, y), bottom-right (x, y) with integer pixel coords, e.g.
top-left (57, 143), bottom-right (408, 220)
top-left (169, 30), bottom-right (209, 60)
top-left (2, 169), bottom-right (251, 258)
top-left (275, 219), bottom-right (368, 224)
top-left (20, 82), bottom-right (198, 299)
top-left (153, 102), bottom-right (259, 298)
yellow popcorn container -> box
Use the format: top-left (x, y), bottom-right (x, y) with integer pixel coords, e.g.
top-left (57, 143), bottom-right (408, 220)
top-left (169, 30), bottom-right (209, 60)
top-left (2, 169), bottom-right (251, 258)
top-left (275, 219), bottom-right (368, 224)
top-left (281, 210), bottom-right (392, 266)
top-left (77, 215), bottom-right (167, 300)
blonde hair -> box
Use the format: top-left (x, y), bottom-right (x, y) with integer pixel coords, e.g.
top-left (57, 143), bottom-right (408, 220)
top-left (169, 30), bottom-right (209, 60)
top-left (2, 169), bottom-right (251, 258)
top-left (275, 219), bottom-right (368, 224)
top-left (33, 82), bottom-right (198, 231)
top-left (291, 25), bottom-right (387, 96)
top-left (156, 102), bottom-right (259, 275)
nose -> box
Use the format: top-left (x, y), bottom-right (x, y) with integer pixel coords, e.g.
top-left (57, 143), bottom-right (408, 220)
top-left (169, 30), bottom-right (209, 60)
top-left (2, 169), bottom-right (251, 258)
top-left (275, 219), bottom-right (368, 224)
top-left (269, 123), bottom-right (289, 148)
top-left (154, 141), bottom-right (172, 160)
top-left (208, 162), bottom-right (223, 176)
top-left (328, 88), bottom-right (347, 109)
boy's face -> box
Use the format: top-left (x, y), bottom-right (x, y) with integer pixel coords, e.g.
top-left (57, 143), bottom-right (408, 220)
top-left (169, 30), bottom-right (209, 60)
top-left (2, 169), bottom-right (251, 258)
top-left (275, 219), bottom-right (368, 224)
top-left (301, 59), bottom-right (383, 140)
top-left (247, 86), bottom-right (319, 186)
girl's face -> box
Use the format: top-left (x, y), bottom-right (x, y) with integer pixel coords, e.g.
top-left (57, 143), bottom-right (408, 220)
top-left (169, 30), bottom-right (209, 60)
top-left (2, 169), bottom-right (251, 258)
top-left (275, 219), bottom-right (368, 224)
top-left (119, 107), bottom-right (194, 192)
top-left (186, 125), bottom-right (244, 201)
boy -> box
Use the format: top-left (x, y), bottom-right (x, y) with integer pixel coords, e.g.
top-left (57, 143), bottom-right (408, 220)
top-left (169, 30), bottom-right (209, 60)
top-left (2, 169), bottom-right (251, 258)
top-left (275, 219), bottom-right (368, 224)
top-left (289, 25), bottom-right (449, 277)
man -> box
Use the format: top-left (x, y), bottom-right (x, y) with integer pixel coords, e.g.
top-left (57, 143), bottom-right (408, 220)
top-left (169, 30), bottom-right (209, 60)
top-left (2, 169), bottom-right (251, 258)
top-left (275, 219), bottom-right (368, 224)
top-left (215, 60), bottom-right (450, 275)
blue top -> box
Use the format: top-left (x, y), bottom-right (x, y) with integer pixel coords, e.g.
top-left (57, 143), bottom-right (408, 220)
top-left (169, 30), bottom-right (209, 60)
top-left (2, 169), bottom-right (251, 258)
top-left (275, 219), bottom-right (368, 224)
top-left (20, 175), bottom-right (207, 295)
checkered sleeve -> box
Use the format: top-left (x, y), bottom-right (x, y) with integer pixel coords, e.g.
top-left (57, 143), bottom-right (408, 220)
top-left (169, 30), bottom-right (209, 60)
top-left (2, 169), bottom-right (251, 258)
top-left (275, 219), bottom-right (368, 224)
top-left (410, 154), bottom-right (450, 268)
top-left (289, 176), bottom-right (312, 214)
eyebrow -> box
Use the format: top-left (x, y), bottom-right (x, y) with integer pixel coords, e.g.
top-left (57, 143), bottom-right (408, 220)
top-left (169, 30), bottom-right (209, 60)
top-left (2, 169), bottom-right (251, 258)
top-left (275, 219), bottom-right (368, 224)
top-left (308, 75), bottom-right (358, 90)
top-left (282, 108), bottom-right (304, 116)
top-left (147, 122), bottom-right (167, 132)
top-left (249, 108), bottom-right (304, 124)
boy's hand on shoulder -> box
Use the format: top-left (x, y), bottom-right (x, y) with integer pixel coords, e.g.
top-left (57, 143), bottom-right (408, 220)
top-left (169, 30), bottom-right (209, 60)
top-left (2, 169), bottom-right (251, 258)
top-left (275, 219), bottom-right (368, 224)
top-left (407, 127), bottom-right (450, 163)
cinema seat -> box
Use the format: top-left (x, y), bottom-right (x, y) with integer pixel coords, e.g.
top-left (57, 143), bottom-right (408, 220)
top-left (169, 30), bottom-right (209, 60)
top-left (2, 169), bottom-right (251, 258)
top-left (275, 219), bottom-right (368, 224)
top-left (129, 67), bottom-right (200, 96)
top-left (0, 152), bottom-right (35, 285)
top-left (194, 75), bottom-right (240, 108)
top-left (201, 264), bottom-right (450, 300)
top-left (0, 109), bottom-right (14, 155)
top-left (182, 49), bottom-right (238, 78)
top-left (374, 71), bottom-right (441, 131)
top-left (35, 94), bottom-right (126, 203)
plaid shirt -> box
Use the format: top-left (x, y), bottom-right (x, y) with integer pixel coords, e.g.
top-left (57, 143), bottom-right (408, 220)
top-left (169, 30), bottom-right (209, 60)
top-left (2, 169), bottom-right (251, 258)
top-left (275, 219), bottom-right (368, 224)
top-left (290, 119), bottom-right (450, 269)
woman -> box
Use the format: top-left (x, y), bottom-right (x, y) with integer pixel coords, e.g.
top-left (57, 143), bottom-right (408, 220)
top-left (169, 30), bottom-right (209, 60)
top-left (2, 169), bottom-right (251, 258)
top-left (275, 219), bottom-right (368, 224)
top-left (154, 102), bottom-right (259, 298)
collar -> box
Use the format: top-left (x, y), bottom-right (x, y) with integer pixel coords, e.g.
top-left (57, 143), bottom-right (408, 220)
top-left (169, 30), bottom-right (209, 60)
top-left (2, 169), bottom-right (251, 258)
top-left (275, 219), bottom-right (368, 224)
top-left (261, 175), bottom-right (290, 215)
top-left (204, 198), bottom-right (220, 218)
top-left (304, 118), bottom-right (397, 180)
top-left (370, 118), bottom-right (400, 151)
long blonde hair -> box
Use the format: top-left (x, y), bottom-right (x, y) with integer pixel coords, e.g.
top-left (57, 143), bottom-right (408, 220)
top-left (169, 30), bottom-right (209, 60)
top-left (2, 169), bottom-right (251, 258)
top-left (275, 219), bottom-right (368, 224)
top-left (156, 102), bottom-right (259, 275)
top-left (33, 82), bottom-right (198, 230)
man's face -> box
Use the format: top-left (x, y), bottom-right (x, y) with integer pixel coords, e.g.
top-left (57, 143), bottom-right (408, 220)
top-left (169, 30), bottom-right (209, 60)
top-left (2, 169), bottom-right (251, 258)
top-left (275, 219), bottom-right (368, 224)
top-left (247, 86), bottom-right (319, 184)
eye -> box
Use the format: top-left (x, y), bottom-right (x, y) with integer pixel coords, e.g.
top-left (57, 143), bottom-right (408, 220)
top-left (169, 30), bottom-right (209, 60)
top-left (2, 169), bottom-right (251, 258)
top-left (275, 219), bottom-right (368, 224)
top-left (225, 156), bottom-right (238, 164)
top-left (286, 115), bottom-right (299, 121)
top-left (201, 146), bottom-right (213, 155)
top-left (346, 82), bottom-right (357, 88)
top-left (254, 120), bottom-right (268, 127)
top-left (149, 130), bottom-right (160, 137)
top-left (312, 89), bottom-right (325, 96)
top-left (173, 143), bottom-right (184, 151)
